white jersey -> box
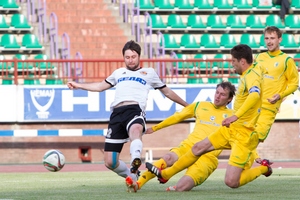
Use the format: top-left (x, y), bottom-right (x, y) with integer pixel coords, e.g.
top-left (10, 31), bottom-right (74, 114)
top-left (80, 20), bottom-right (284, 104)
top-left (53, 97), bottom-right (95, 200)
top-left (106, 67), bottom-right (166, 111)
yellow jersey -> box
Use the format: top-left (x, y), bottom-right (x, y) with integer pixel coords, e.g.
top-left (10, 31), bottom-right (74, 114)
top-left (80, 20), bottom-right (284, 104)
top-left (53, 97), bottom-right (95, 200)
top-left (255, 50), bottom-right (299, 112)
top-left (234, 63), bottom-right (263, 130)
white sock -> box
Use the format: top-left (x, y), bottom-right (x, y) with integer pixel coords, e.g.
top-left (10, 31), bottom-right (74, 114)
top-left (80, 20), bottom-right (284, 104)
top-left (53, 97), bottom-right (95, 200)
top-left (130, 139), bottom-right (143, 163)
top-left (112, 160), bottom-right (130, 178)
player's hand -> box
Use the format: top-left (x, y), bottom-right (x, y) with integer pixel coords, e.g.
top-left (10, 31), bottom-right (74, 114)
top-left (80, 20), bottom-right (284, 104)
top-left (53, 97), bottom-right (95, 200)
top-left (67, 81), bottom-right (80, 90)
top-left (222, 115), bottom-right (238, 127)
top-left (267, 94), bottom-right (281, 104)
top-left (145, 128), bottom-right (154, 134)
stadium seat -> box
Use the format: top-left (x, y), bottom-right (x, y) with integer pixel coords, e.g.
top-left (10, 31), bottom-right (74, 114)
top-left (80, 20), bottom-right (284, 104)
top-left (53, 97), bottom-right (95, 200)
top-left (180, 34), bottom-right (200, 48)
top-left (294, 53), bottom-right (300, 67)
top-left (220, 34), bottom-right (237, 48)
top-left (240, 34), bottom-right (260, 48)
top-left (285, 15), bottom-right (300, 29)
top-left (206, 14), bottom-right (226, 28)
top-left (213, 54), bottom-right (230, 69)
top-left (187, 73), bottom-right (204, 84)
top-left (246, 15), bottom-right (265, 28)
top-left (200, 34), bottom-right (219, 48)
top-left (265, 14), bottom-right (285, 28)
top-left (194, 54), bottom-right (210, 69)
top-left (194, 0), bottom-right (213, 9)
top-left (281, 34), bottom-right (299, 48)
top-left (135, 0), bottom-right (155, 9)
top-left (174, 0), bottom-right (193, 9)
top-left (34, 54), bottom-right (55, 70)
top-left (233, 0), bottom-right (253, 9)
top-left (213, 0), bottom-right (233, 9)
top-left (0, 15), bottom-right (9, 28)
top-left (161, 34), bottom-right (180, 48)
top-left (24, 75), bottom-right (40, 85)
top-left (10, 14), bottom-right (31, 29)
top-left (1, 74), bottom-right (13, 85)
top-left (148, 14), bottom-right (167, 28)
top-left (0, 55), bottom-right (10, 71)
top-left (0, 34), bottom-right (20, 48)
top-left (46, 78), bottom-right (63, 85)
top-left (154, 0), bottom-right (174, 9)
top-left (226, 15), bottom-right (246, 28)
top-left (228, 74), bottom-right (239, 84)
top-left (208, 73), bottom-right (223, 84)
top-left (12, 54), bottom-right (33, 70)
top-left (259, 34), bottom-right (266, 48)
top-left (173, 53), bottom-right (193, 70)
top-left (167, 14), bottom-right (186, 28)
top-left (187, 14), bottom-right (206, 28)
top-left (252, 0), bottom-right (273, 9)
top-left (0, 0), bottom-right (19, 9)
top-left (22, 34), bottom-right (43, 48)
top-left (291, 0), bottom-right (300, 8)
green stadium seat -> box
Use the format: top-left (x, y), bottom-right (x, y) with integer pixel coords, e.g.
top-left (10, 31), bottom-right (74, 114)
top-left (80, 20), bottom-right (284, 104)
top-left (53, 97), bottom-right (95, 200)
top-left (10, 14), bottom-right (31, 29)
top-left (173, 53), bottom-right (193, 70)
top-left (161, 34), bottom-right (180, 48)
top-left (154, 0), bottom-right (174, 9)
top-left (46, 78), bottom-right (63, 85)
top-left (294, 53), bottom-right (300, 67)
top-left (22, 34), bottom-right (43, 48)
top-left (259, 34), bottom-right (266, 48)
top-left (0, 55), bottom-right (10, 71)
top-left (187, 73), bottom-right (204, 84)
top-left (226, 15), bottom-right (246, 28)
top-left (228, 75), bottom-right (239, 84)
top-left (0, 0), bottom-right (19, 9)
top-left (281, 34), bottom-right (299, 48)
top-left (294, 53), bottom-right (300, 58)
top-left (208, 73), bottom-right (223, 84)
top-left (34, 54), bottom-right (55, 70)
top-left (135, 0), bottom-right (155, 9)
top-left (24, 75), bottom-right (40, 85)
top-left (220, 34), bottom-right (237, 48)
top-left (180, 34), bottom-right (200, 48)
top-left (285, 15), bottom-right (300, 28)
top-left (213, 0), bottom-right (233, 9)
top-left (207, 14), bottom-right (226, 28)
top-left (200, 34), bottom-right (219, 48)
top-left (187, 14), bottom-right (206, 28)
top-left (240, 34), bottom-right (260, 48)
top-left (194, 54), bottom-right (210, 69)
top-left (213, 54), bottom-right (230, 69)
top-left (0, 34), bottom-right (20, 48)
top-left (148, 14), bottom-right (167, 28)
top-left (1, 74), bottom-right (13, 85)
top-left (167, 14), bottom-right (186, 28)
top-left (12, 54), bottom-right (34, 70)
top-left (246, 15), bottom-right (265, 28)
top-left (0, 15), bottom-right (9, 28)
top-left (194, 0), bottom-right (213, 9)
top-left (174, 0), bottom-right (193, 9)
top-left (265, 14), bottom-right (285, 28)
top-left (291, 0), bottom-right (300, 8)
top-left (252, 0), bottom-right (273, 9)
top-left (233, 0), bottom-right (253, 9)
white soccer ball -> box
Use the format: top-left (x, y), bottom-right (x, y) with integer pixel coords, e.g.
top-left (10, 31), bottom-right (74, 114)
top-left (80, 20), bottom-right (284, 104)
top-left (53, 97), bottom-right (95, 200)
top-left (42, 149), bottom-right (65, 172)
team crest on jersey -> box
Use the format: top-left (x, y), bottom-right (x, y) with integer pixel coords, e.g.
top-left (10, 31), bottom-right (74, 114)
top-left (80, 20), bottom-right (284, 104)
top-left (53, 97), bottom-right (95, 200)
top-left (274, 62), bottom-right (279, 67)
top-left (140, 71), bottom-right (148, 75)
top-left (210, 116), bottom-right (215, 121)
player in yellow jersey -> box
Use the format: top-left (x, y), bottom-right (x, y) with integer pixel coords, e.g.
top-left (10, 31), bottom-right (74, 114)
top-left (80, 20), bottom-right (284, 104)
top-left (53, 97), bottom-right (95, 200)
top-left (146, 44), bottom-right (272, 189)
top-left (255, 26), bottom-right (299, 142)
top-left (125, 81), bottom-right (236, 192)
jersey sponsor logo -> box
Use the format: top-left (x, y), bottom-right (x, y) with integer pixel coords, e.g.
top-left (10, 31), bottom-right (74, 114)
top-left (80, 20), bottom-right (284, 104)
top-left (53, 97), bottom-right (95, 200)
top-left (117, 77), bottom-right (146, 85)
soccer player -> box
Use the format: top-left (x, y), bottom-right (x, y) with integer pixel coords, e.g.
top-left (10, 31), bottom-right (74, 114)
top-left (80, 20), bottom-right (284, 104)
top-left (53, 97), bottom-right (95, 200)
top-left (146, 44), bottom-right (271, 189)
top-left (67, 40), bottom-right (188, 187)
top-left (255, 26), bottom-right (299, 142)
top-left (126, 81), bottom-right (236, 192)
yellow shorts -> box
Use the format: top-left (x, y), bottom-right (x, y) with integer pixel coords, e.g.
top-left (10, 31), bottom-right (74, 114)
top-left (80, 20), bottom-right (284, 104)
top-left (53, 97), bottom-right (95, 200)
top-left (171, 139), bottom-right (220, 186)
top-left (256, 108), bottom-right (276, 141)
top-left (208, 126), bottom-right (259, 168)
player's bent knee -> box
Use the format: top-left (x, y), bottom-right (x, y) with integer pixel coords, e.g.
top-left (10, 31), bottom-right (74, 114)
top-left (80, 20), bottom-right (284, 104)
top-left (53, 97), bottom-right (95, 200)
top-left (224, 179), bottom-right (239, 188)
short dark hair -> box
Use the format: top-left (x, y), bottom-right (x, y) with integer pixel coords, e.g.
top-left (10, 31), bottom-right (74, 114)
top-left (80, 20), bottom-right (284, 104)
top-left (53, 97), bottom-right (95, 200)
top-left (230, 44), bottom-right (253, 64)
top-left (217, 81), bottom-right (236, 101)
top-left (264, 26), bottom-right (282, 38)
top-left (122, 40), bottom-right (141, 56)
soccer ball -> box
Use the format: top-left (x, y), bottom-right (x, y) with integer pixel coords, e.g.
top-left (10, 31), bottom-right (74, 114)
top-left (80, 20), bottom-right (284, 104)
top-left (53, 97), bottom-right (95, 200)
top-left (42, 149), bottom-right (65, 172)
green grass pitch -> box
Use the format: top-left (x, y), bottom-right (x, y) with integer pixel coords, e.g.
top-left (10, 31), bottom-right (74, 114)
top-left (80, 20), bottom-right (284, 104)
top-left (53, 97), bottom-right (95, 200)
top-left (0, 168), bottom-right (299, 200)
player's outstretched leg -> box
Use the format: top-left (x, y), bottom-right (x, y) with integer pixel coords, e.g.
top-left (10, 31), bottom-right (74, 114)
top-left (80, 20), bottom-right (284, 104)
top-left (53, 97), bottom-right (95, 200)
top-left (125, 176), bottom-right (139, 193)
top-left (145, 162), bottom-right (168, 184)
top-left (261, 159), bottom-right (273, 177)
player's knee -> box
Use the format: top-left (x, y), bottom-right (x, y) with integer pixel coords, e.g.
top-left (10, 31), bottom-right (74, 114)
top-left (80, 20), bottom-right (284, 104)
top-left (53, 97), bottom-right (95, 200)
top-left (224, 179), bottom-right (239, 188)
top-left (104, 156), bottom-right (118, 169)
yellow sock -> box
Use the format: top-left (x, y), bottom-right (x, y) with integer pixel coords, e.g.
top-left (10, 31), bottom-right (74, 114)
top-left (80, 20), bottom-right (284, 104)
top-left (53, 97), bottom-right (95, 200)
top-left (162, 150), bottom-right (199, 180)
top-left (239, 166), bottom-right (267, 187)
top-left (137, 159), bottom-right (167, 189)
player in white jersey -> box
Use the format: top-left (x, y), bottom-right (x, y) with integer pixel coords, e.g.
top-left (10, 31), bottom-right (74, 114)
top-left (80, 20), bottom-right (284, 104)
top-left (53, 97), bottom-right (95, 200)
top-left (67, 40), bottom-right (188, 188)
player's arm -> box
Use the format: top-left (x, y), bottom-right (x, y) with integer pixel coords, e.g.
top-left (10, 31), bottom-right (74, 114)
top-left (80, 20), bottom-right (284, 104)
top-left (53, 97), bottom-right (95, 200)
top-left (159, 87), bottom-right (189, 107)
top-left (67, 80), bottom-right (112, 92)
top-left (148, 103), bottom-right (196, 134)
top-left (281, 58), bottom-right (299, 99)
top-left (235, 87), bottom-right (261, 118)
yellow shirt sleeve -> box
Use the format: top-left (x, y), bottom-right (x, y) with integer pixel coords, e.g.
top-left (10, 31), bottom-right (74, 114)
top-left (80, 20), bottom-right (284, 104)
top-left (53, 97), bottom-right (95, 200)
top-left (280, 58), bottom-right (299, 99)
